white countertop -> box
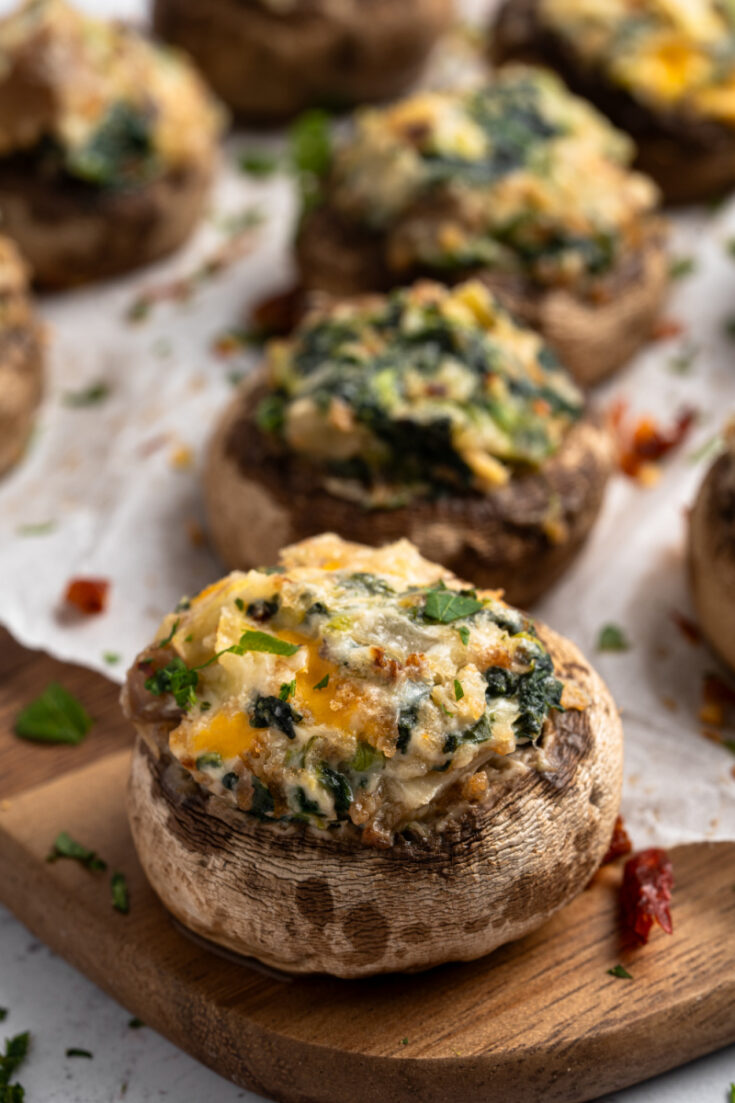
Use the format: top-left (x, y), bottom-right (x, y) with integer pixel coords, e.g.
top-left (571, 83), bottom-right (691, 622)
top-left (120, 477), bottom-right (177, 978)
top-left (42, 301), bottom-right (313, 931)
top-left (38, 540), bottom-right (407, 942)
top-left (2, 902), bottom-right (734, 1103)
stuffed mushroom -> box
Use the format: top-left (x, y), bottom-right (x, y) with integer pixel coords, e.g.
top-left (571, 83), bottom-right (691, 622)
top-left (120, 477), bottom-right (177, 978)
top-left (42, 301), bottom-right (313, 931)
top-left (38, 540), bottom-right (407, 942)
top-left (152, 0), bottom-right (453, 123)
top-left (123, 532), bottom-right (623, 977)
top-left (296, 66), bottom-right (668, 386)
top-left (206, 280), bottom-right (612, 608)
top-left (0, 235), bottom-right (44, 477)
top-left (0, 0), bottom-right (225, 287)
top-left (689, 422), bottom-right (735, 671)
top-left (490, 0), bottom-right (735, 204)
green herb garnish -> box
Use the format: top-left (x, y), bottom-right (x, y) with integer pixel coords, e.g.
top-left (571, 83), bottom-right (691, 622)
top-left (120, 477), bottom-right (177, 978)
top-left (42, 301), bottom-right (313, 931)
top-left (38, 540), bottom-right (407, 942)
top-left (239, 151), bottom-right (279, 177)
top-left (596, 624), bottom-right (631, 652)
top-left (156, 619), bottom-right (179, 648)
top-left (16, 520), bottom-right (56, 537)
top-left (456, 626), bottom-right (470, 646)
top-left (128, 1018), bottom-right (144, 1029)
top-left (454, 679), bottom-right (464, 701)
top-left (607, 964), bottom-right (633, 980)
top-left (195, 753), bottom-right (222, 771)
top-left (289, 109), bottom-right (332, 211)
top-left (0, 1031), bottom-right (30, 1088)
top-left (423, 588), bottom-right (483, 623)
top-left (313, 674), bottom-right (330, 690)
top-left (14, 683), bottom-right (93, 745)
top-left (63, 381), bottom-right (111, 407)
top-left (111, 872), bottom-right (130, 914)
top-left (65, 1049), bottom-right (92, 1059)
top-left (670, 256), bottom-right (696, 279)
top-left (102, 651), bottom-right (121, 665)
top-left (0, 1013), bottom-right (5, 1024)
top-left (47, 831), bottom-right (106, 872)
top-left (279, 680), bottom-right (296, 701)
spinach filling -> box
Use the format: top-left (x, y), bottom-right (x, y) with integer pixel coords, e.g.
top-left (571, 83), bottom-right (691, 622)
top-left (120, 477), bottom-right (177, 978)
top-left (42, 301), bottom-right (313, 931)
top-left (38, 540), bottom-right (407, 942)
top-left (256, 285), bottom-right (582, 500)
top-left (64, 103), bottom-right (158, 190)
top-left (250, 695), bottom-right (303, 740)
top-left (485, 649), bottom-right (564, 743)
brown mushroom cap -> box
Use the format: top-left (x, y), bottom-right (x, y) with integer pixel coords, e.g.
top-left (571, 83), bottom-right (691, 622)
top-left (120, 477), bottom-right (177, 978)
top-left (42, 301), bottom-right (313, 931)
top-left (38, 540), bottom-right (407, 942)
top-left (490, 0), bottom-right (735, 204)
top-left (152, 0), bottom-right (453, 123)
top-left (689, 443), bottom-right (735, 672)
top-left (125, 623), bottom-right (622, 977)
top-left (296, 205), bottom-right (669, 388)
top-left (203, 368), bottom-right (612, 608)
top-left (0, 239), bottom-right (44, 475)
top-left (0, 157), bottom-right (215, 289)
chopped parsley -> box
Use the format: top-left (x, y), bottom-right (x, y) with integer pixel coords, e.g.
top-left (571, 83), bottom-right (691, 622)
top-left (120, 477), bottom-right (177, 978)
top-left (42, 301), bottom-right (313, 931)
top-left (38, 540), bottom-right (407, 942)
top-left (145, 630), bottom-right (301, 709)
top-left (456, 626), bottom-right (470, 646)
top-left (156, 619), bottom-right (179, 648)
top-left (16, 520), bottom-right (56, 537)
top-left (14, 683), bottom-right (93, 745)
top-left (62, 381), bottom-right (111, 407)
top-left (102, 651), bottom-right (121, 666)
top-left (128, 1019), bottom-right (144, 1030)
top-left (111, 872), bottom-right (130, 915)
top-left (289, 109), bottom-right (331, 212)
top-left (607, 964), bottom-right (633, 980)
top-left (597, 623), bottom-right (631, 652)
top-left (422, 587), bottom-right (483, 624)
top-left (65, 1049), bottom-right (93, 1059)
top-left (0, 1031), bottom-right (30, 1092)
top-left (669, 256), bottom-right (696, 279)
top-left (239, 151), bottom-right (279, 177)
top-left (47, 832), bottom-right (107, 872)
top-left (279, 680), bottom-right (296, 701)
top-left (313, 674), bottom-right (330, 690)
top-left (454, 679), bottom-right (464, 701)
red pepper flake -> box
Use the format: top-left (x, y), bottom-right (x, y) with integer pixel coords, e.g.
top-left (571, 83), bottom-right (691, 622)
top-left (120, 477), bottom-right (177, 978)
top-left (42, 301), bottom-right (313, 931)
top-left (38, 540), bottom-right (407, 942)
top-left (651, 317), bottom-right (685, 342)
top-left (607, 399), bottom-right (697, 481)
top-left (670, 610), bottom-right (701, 644)
top-left (601, 815), bottom-right (633, 866)
top-left (250, 284), bottom-right (306, 338)
top-left (64, 578), bottom-right (109, 615)
top-left (621, 848), bottom-right (674, 943)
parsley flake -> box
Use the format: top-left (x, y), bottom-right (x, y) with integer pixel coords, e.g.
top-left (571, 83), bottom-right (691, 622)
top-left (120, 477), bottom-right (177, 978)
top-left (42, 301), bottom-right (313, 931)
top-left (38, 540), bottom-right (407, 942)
top-left (156, 618), bottom-right (179, 648)
top-left (456, 626), bottom-right (470, 646)
top-left (14, 683), bottom-right (93, 745)
top-left (62, 381), bottom-right (111, 407)
top-left (607, 964), bottom-right (633, 980)
top-left (596, 624), bottom-right (631, 652)
top-left (102, 651), bottom-right (121, 666)
top-left (111, 872), bottom-right (130, 914)
top-left (669, 256), bottom-right (696, 280)
top-left (313, 674), bottom-right (330, 690)
top-left (65, 1049), bottom-right (92, 1059)
top-left (279, 680), bottom-right (296, 701)
top-left (423, 588), bottom-right (482, 623)
top-left (0, 1030), bottom-right (30, 1089)
top-left (454, 679), bottom-right (464, 701)
top-left (47, 832), bottom-right (106, 872)
top-left (239, 151), bottom-right (279, 177)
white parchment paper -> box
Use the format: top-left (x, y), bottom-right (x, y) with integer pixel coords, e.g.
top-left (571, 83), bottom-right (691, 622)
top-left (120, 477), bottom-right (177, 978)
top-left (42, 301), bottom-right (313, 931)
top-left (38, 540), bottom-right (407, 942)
top-left (1, 0), bottom-right (735, 850)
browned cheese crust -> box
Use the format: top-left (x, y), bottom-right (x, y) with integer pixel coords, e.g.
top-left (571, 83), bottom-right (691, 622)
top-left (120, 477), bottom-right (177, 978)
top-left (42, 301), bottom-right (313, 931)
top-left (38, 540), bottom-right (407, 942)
top-left (0, 156), bottom-right (214, 289)
top-left (689, 446), bottom-right (735, 672)
top-left (0, 237), bottom-right (44, 475)
top-left (153, 0), bottom-right (453, 122)
top-left (124, 622), bottom-right (623, 977)
top-left (490, 0), bottom-right (735, 204)
top-left (296, 205), bottom-right (669, 387)
top-left (203, 369), bottom-right (613, 608)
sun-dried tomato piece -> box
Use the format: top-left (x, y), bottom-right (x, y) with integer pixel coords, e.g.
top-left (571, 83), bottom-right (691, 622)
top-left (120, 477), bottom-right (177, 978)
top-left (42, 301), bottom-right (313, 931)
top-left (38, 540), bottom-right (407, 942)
top-left (601, 815), bottom-right (632, 866)
top-left (621, 848), bottom-right (674, 943)
top-left (608, 400), bottom-right (697, 479)
top-left (64, 577), bottom-right (109, 615)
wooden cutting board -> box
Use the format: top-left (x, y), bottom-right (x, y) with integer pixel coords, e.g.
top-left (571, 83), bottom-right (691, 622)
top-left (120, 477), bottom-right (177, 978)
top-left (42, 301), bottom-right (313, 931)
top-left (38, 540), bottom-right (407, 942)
top-left (1, 627), bottom-right (735, 1103)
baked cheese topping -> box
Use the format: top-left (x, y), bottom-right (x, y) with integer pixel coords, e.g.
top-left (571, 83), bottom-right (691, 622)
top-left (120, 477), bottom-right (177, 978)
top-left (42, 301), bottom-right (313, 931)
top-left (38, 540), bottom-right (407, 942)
top-left (327, 66), bottom-right (659, 288)
top-left (0, 0), bottom-right (224, 185)
top-left (256, 280), bottom-right (583, 507)
top-left (539, 0), bottom-right (735, 125)
top-left (137, 535), bottom-right (574, 846)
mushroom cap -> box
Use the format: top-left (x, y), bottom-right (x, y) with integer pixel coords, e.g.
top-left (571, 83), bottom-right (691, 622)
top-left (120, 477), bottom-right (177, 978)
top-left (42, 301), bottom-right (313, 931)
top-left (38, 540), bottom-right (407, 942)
top-left (125, 624), bottom-right (623, 978)
top-left (689, 443), bottom-right (735, 672)
top-left (204, 368), bottom-right (612, 607)
top-left (152, 0), bottom-right (453, 122)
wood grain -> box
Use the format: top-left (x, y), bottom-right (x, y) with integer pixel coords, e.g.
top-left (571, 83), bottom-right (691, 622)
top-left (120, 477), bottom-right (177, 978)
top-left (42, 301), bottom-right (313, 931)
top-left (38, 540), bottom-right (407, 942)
top-left (1, 628), bottom-right (735, 1103)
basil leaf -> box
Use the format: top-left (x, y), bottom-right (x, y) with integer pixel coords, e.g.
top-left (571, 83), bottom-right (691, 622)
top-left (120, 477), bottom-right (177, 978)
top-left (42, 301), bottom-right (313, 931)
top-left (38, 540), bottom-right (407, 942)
top-left (423, 589), bottom-right (483, 623)
top-left (47, 832), bottom-right (107, 872)
top-left (14, 684), bottom-right (92, 745)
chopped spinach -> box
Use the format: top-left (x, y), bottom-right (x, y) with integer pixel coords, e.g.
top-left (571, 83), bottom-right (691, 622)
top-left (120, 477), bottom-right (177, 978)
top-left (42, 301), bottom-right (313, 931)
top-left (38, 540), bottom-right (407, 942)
top-left (195, 753), bottom-right (222, 771)
top-left (222, 772), bottom-right (239, 791)
top-left (250, 776), bottom-right (275, 818)
top-left (295, 787), bottom-right (321, 815)
top-left (396, 701), bottom-right (420, 753)
top-left (65, 102), bottom-right (157, 190)
top-left (251, 695), bottom-right (303, 739)
top-left (246, 596), bottom-right (279, 622)
top-left (442, 713), bottom-right (492, 754)
top-left (318, 763), bottom-right (352, 816)
top-left (342, 572), bottom-right (394, 596)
